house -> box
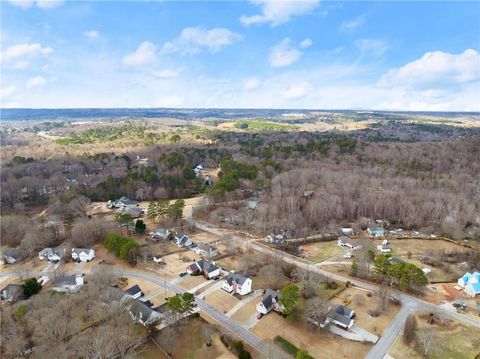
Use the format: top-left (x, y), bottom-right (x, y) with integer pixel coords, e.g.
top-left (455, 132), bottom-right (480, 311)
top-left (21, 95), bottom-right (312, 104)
top-left (325, 305), bottom-right (355, 329)
top-left (125, 284), bottom-right (143, 299)
top-left (108, 196), bottom-right (139, 209)
top-left (368, 227), bottom-right (385, 237)
top-left (222, 273), bottom-right (252, 296)
top-left (256, 289), bottom-right (281, 315)
top-left (186, 259), bottom-right (220, 279)
top-left (174, 233), bottom-right (192, 247)
top-left (152, 255), bottom-right (164, 264)
top-left (151, 228), bottom-right (171, 241)
top-left (195, 243), bottom-right (218, 259)
top-left (377, 245), bottom-right (391, 253)
top-left (0, 284), bottom-right (22, 303)
top-left (340, 228), bottom-right (354, 235)
top-left (337, 237), bottom-right (361, 250)
top-left (458, 272), bottom-right (480, 297)
top-left (52, 275), bottom-right (84, 292)
top-left (247, 197), bottom-right (260, 209)
top-left (303, 190), bottom-right (314, 198)
top-left (38, 247), bottom-right (63, 262)
top-left (2, 248), bottom-right (25, 264)
top-left (118, 206), bottom-right (145, 218)
top-left (194, 164), bottom-right (203, 178)
top-left (71, 248), bottom-right (95, 262)
top-left (128, 299), bottom-right (163, 326)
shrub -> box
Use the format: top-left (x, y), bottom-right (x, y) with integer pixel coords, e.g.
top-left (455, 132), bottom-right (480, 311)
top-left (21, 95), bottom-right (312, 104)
top-left (21, 278), bottom-right (42, 299)
top-left (274, 336), bottom-right (314, 359)
top-left (15, 304), bottom-right (28, 320)
top-left (104, 233), bottom-right (139, 261)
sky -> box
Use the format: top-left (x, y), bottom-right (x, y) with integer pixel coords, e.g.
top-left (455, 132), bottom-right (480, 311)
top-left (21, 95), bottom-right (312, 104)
top-left (1, 0), bottom-right (479, 111)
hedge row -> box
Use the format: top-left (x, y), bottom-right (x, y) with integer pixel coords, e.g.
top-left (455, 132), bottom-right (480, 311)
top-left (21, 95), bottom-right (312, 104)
top-left (273, 336), bottom-right (314, 359)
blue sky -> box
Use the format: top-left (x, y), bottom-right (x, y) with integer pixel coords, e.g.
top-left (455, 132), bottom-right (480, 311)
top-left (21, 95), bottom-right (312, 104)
top-left (1, 0), bottom-right (479, 110)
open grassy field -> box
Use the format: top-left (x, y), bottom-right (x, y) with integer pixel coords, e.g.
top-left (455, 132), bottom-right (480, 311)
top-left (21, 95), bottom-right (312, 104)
top-left (389, 314), bottom-right (480, 359)
top-left (302, 240), bottom-right (344, 262)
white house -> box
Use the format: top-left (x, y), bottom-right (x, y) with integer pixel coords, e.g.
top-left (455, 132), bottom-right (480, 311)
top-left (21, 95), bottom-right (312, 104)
top-left (377, 245), bottom-right (391, 253)
top-left (195, 243), bottom-right (218, 259)
top-left (340, 228), bottom-right (354, 235)
top-left (186, 260), bottom-right (220, 279)
top-left (71, 248), bottom-right (95, 262)
top-left (152, 255), bottom-right (164, 264)
top-left (325, 305), bottom-right (355, 329)
top-left (174, 233), bottom-right (192, 247)
top-left (256, 289), bottom-right (281, 315)
top-left (458, 272), bottom-right (480, 297)
top-left (125, 285), bottom-right (144, 299)
top-left (151, 228), bottom-right (171, 241)
top-left (38, 247), bottom-right (63, 262)
top-left (128, 299), bottom-right (163, 326)
top-left (222, 273), bottom-right (252, 296)
top-left (52, 276), bottom-right (84, 292)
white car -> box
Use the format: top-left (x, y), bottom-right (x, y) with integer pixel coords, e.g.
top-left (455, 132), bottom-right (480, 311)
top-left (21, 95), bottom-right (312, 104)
top-left (344, 252), bottom-right (353, 259)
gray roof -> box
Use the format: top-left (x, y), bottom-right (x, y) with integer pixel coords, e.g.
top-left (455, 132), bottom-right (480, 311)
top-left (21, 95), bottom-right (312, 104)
top-left (197, 243), bottom-right (216, 252)
top-left (176, 232), bottom-right (187, 240)
top-left (153, 228), bottom-right (169, 236)
top-left (117, 196), bottom-right (138, 205)
top-left (261, 289), bottom-right (278, 309)
top-left (53, 276), bottom-right (78, 286)
top-left (126, 285), bottom-right (142, 296)
top-left (3, 248), bottom-right (23, 259)
top-left (1, 284), bottom-right (21, 299)
top-left (129, 299), bottom-right (160, 323)
top-left (335, 305), bottom-right (354, 318)
top-left (121, 207), bottom-right (144, 217)
top-left (72, 248), bottom-right (92, 255)
top-left (198, 259), bottom-right (218, 272)
top-left (328, 309), bottom-right (353, 326)
top-left (225, 273), bottom-right (249, 286)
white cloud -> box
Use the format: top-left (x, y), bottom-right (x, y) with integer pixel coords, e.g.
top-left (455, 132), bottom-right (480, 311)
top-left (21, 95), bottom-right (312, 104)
top-left (300, 38), bottom-right (313, 49)
top-left (243, 77), bottom-right (261, 90)
top-left (162, 27), bottom-right (241, 54)
top-left (27, 75), bottom-right (47, 89)
top-left (123, 41), bottom-right (156, 66)
top-left (240, 0), bottom-right (320, 27)
top-left (282, 82), bottom-right (311, 99)
top-left (0, 43), bottom-right (53, 69)
top-left (0, 85), bottom-right (16, 99)
top-left (155, 95), bottom-right (184, 107)
top-left (378, 49), bottom-right (480, 88)
top-left (152, 69), bottom-right (181, 79)
top-left (268, 38), bottom-right (304, 68)
top-left (355, 39), bottom-right (388, 57)
top-left (7, 0), bottom-right (63, 9)
top-left (83, 30), bottom-right (99, 39)
top-left (340, 15), bottom-right (366, 32)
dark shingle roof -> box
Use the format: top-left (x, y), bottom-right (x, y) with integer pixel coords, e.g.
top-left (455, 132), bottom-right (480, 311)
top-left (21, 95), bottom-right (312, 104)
top-left (328, 309), bottom-right (352, 326)
top-left (53, 276), bottom-right (78, 286)
top-left (335, 305), bottom-right (354, 318)
top-left (125, 285), bottom-right (142, 296)
top-left (225, 273), bottom-right (249, 286)
top-left (261, 289), bottom-right (278, 308)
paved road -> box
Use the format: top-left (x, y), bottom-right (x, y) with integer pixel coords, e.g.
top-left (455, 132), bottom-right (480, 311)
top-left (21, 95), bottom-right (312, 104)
top-left (0, 269), bottom-right (274, 358)
top-left (195, 221), bottom-right (480, 358)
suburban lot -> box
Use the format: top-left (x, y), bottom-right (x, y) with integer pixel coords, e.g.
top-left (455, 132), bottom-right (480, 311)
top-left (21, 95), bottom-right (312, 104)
top-left (330, 287), bottom-right (401, 336)
top-left (389, 313), bottom-right (480, 359)
top-left (252, 312), bottom-right (372, 359)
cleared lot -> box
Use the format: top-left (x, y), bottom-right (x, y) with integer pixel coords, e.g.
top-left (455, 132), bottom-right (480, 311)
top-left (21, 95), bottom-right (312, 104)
top-left (302, 240), bottom-right (344, 262)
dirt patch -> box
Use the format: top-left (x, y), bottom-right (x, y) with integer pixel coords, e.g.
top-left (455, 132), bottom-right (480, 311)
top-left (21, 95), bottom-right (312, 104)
top-left (204, 289), bottom-right (241, 314)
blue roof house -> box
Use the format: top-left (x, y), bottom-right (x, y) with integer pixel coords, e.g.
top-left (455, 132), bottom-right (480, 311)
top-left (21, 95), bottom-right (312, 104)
top-left (458, 272), bottom-right (480, 297)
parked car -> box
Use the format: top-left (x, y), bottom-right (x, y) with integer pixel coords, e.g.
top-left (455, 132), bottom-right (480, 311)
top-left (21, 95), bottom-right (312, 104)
top-left (453, 303), bottom-right (467, 310)
top-left (344, 252), bottom-right (353, 259)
